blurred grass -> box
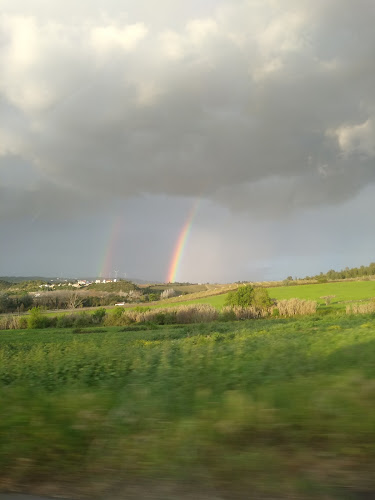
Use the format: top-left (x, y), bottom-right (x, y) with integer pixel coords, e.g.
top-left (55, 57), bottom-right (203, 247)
top-left (1, 314), bottom-right (375, 498)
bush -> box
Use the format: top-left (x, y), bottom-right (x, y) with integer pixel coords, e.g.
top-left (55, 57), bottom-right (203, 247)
top-left (148, 293), bottom-right (160, 301)
top-left (220, 308), bottom-right (237, 322)
top-left (160, 289), bottom-right (177, 299)
top-left (56, 315), bottom-right (75, 328)
top-left (92, 308), bottom-right (106, 324)
top-left (132, 306), bottom-right (151, 313)
top-left (27, 307), bottom-right (50, 329)
top-left (73, 312), bottom-right (93, 328)
top-left (271, 307), bottom-right (280, 317)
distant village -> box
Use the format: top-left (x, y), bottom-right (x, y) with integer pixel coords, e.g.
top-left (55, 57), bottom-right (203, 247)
top-left (39, 278), bottom-right (120, 289)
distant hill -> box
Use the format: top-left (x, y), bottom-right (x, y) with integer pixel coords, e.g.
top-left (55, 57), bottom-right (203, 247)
top-left (0, 276), bottom-right (51, 283)
top-left (123, 277), bottom-right (163, 285)
top-left (0, 280), bottom-right (13, 290)
top-left (0, 275), bottom-right (163, 285)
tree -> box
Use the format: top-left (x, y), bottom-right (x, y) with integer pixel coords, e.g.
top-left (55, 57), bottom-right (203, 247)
top-left (225, 285), bottom-right (272, 310)
top-left (67, 291), bottom-right (83, 309)
top-left (225, 285), bottom-right (254, 307)
top-left (252, 287), bottom-right (273, 309)
top-left (126, 290), bottom-right (144, 302)
top-left (161, 289), bottom-right (176, 299)
top-left (17, 293), bottom-right (33, 313)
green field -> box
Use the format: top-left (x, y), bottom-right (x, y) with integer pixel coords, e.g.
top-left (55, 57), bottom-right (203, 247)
top-left (146, 292), bottom-right (229, 309)
top-left (9, 280), bottom-right (375, 324)
top-left (1, 314), bottom-right (375, 499)
top-left (160, 280), bottom-right (375, 311)
top-left (266, 280), bottom-right (375, 306)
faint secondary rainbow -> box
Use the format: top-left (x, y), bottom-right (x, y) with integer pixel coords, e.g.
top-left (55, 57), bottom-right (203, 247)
top-left (99, 215), bottom-right (123, 278)
top-left (166, 200), bottom-right (200, 283)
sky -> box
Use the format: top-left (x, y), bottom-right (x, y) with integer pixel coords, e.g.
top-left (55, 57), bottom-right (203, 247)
top-left (0, 0), bottom-right (374, 282)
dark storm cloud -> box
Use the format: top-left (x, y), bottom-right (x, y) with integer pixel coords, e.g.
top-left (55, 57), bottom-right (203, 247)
top-left (1, 0), bottom-right (374, 222)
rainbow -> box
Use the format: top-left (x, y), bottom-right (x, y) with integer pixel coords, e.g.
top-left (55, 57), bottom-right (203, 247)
top-left (166, 200), bottom-right (200, 283)
top-left (99, 215), bottom-right (123, 278)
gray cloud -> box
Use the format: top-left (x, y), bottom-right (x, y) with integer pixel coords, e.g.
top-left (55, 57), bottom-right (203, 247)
top-left (1, 1), bottom-right (375, 281)
top-left (1, 0), bottom-right (374, 222)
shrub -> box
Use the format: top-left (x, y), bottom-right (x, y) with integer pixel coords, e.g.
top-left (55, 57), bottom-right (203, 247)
top-left (19, 317), bottom-right (28, 329)
top-left (73, 312), bottom-right (93, 328)
top-left (92, 308), bottom-right (106, 324)
top-left (161, 289), bottom-right (177, 299)
top-left (132, 306), bottom-right (151, 313)
top-left (271, 307), bottom-right (280, 317)
top-left (104, 307), bottom-right (124, 326)
top-left (220, 308), bottom-right (236, 322)
top-left (56, 315), bottom-right (75, 328)
top-left (27, 307), bottom-right (50, 329)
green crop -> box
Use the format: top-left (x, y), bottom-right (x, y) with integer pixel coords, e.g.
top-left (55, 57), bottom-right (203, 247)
top-left (1, 314), bottom-right (375, 498)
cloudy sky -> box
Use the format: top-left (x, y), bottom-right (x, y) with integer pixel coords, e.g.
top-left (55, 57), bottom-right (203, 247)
top-left (1, 0), bottom-right (374, 282)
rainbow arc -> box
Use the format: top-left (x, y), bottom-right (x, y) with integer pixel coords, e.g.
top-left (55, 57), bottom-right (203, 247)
top-left (166, 200), bottom-right (200, 283)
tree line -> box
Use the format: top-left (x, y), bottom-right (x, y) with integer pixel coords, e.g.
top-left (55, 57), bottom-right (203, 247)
top-left (0, 287), bottom-right (164, 314)
top-left (303, 262), bottom-right (375, 281)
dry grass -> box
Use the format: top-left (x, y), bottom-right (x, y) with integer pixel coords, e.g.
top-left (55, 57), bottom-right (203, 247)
top-left (346, 301), bottom-right (375, 314)
top-left (0, 315), bottom-right (27, 330)
top-left (276, 298), bottom-right (317, 316)
top-left (102, 304), bottom-right (222, 326)
top-left (160, 284), bottom-right (240, 304)
top-left (222, 306), bottom-right (268, 319)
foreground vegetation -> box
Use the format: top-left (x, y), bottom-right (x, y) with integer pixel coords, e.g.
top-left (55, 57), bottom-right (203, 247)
top-left (1, 313), bottom-right (375, 499)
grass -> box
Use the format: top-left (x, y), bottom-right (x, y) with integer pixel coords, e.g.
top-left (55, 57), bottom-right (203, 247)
top-left (133, 280), bottom-right (375, 312)
top-left (145, 292), bottom-right (229, 310)
top-left (1, 314), bottom-right (375, 498)
top-left (266, 280), bottom-right (375, 308)
top-left (17, 280), bottom-right (375, 319)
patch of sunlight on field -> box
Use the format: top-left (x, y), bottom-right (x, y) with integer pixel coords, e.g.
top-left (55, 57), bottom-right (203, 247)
top-left (148, 293), bottom-right (229, 309)
top-left (266, 280), bottom-right (375, 308)
top-left (144, 280), bottom-right (375, 311)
